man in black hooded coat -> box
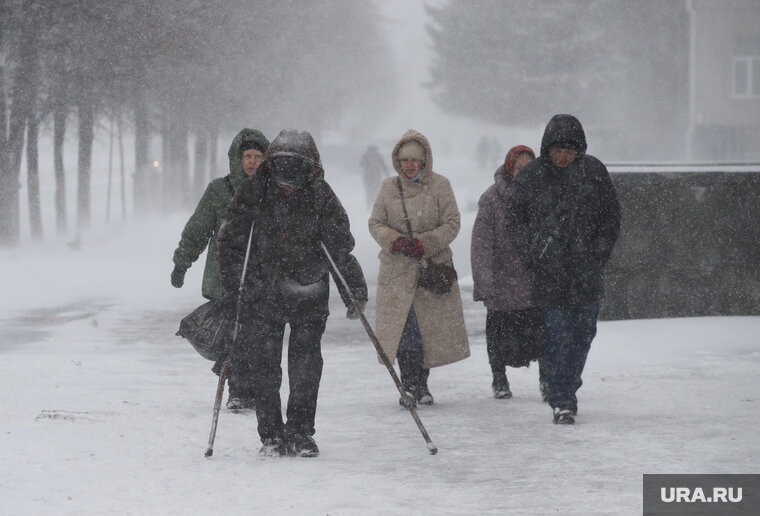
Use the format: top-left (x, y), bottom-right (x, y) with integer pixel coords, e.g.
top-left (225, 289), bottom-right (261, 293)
top-left (507, 114), bottom-right (620, 424)
top-left (218, 129), bottom-right (367, 456)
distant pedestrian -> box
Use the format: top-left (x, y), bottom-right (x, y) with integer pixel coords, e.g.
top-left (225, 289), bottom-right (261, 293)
top-left (218, 130), bottom-right (368, 457)
top-left (360, 145), bottom-right (390, 207)
top-left (507, 115), bottom-right (620, 424)
top-left (472, 144), bottom-right (547, 400)
top-left (475, 136), bottom-right (490, 170)
top-left (171, 128), bottom-right (269, 411)
top-left (369, 129), bottom-right (470, 407)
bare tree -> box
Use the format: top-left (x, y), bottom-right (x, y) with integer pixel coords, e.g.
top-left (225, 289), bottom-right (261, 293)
top-left (0, 1), bottom-right (41, 246)
top-left (1, 0), bottom-right (393, 244)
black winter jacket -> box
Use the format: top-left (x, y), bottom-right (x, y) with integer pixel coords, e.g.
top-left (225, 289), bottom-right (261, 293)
top-left (217, 173), bottom-right (367, 322)
top-left (507, 114), bottom-right (621, 308)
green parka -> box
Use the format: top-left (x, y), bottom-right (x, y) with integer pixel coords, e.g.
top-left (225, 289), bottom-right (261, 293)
top-left (172, 129), bottom-right (269, 299)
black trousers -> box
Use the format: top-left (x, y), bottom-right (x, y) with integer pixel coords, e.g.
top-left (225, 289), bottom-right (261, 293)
top-left (208, 294), bottom-right (253, 400)
top-left (486, 308), bottom-right (545, 376)
top-left (234, 314), bottom-right (327, 440)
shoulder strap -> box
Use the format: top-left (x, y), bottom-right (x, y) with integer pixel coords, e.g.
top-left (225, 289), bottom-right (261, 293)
top-left (396, 177), bottom-right (414, 238)
top-left (225, 176), bottom-right (235, 196)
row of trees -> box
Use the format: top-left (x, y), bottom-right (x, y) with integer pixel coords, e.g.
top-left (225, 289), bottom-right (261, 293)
top-left (426, 0), bottom-right (690, 161)
top-left (0, 0), bottom-right (391, 246)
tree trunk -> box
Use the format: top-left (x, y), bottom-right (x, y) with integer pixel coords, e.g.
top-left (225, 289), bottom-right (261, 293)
top-left (0, 54), bottom-right (15, 246)
top-left (175, 128), bottom-right (190, 209)
top-left (192, 129), bottom-right (208, 201)
top-left (160, 118), bottom-right (169, 212)
top-left (0, 1), bottom-right (38, 246)
top-left (26, 111), bottom-right (42, 240)
top-left (76, 87), bottom-right (94, 230)
top-left (106, 116), bottom-right (113, 224)
top-left (132, 67), bottom-right (151, 214)
top-left (118, 111), bottom-right (126, 222)
top-left (208, 128), bottom-right (219, 178)
top-left (53, 101), bottom-right (68, 235)
top-left (0, 0), bottom-right (13, 246)
top-left (161, 115), bottom-right (189, 212)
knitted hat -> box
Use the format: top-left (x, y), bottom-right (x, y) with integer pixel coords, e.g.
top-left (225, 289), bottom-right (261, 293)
top-left (240, 138), bottom-right (267, 155)
top-left (397, 141), bottom-right (426, 162)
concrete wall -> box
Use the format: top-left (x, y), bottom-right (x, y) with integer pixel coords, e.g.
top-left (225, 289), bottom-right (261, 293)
top-left (601, 170), bottom-right (760, 320)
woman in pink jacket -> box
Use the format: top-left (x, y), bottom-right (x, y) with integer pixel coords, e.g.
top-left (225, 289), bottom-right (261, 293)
top-left (471, 145), bottom-right (546, 400)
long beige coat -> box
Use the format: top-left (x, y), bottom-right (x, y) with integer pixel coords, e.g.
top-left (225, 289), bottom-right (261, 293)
top-left (368, 130), bottom-right (470, 368)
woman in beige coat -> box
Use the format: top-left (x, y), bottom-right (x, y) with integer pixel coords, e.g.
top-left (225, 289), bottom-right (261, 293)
top-left (369, 129), bottom-right (470, 406)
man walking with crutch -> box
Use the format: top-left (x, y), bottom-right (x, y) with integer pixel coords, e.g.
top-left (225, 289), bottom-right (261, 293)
top-left (217, 130), bottom-right (367, 457)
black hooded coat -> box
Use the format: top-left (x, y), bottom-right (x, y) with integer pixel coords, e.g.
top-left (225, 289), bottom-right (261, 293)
top-left (217, 130), bottom-right (367, 322)
top-left (507, 115), bottom-right (621, 308)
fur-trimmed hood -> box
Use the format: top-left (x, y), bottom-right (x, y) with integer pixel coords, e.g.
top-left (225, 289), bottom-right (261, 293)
top-left (391, 129), bottom-right (433, 180)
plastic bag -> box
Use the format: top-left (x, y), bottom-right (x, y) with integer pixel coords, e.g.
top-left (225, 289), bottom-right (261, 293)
top-left (176, 296), bottom-right (236, 362)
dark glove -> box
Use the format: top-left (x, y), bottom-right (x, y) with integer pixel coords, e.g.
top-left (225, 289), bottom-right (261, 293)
top-left (391, 237), bottom-right (411, 254)
top-left (346, 300), bottom-right (367, 320)
top-left (407, 238), bottom-right (424, 259)
top-left (171, 266), bottom-right (186, 288)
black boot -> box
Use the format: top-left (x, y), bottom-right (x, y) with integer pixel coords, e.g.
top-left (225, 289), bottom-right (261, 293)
top-left (416, 366), bottom-right (434, 405)
top-left (538, 358), bottom-right (549, 403)
top-left (492, 372), bottom-right (512, 399)
top-left (227, 371), bottom-right (256, 412)
top-left (397, 350), bottom-right (419, 407)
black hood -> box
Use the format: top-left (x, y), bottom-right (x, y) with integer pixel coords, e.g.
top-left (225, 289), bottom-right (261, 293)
top-left (539, 114), bottom-right (587, 157)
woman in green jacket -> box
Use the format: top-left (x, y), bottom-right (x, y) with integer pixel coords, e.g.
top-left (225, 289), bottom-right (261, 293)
top-left (171, 128), bottom-right (269, 411)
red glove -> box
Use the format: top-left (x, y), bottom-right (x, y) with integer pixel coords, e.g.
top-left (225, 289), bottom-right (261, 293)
top-left (391, 237), bottom-right (410, 254)
top-left (408, 238), bottom-right (424, 259)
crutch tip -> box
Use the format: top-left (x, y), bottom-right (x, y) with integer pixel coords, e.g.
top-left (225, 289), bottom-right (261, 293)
top-left (427, 443), bottom-right (438, 455)
top-left (204, 448), bottom-right (214, 458)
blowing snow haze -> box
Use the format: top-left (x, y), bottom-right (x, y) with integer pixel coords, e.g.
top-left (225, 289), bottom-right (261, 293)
top-left (2, 0), bottom-right (758, 246)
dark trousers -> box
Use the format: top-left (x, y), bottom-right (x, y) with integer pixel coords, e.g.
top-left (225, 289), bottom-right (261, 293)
top-left (234, 315), bottom-right (326, 440)
top-left (397, 308), bottom-right (429, 392)
top-left (212, 359), bottom-right (255, 400)
top-left (486, 308), bottom-right (546, 377)
top-left (542, 304), bottom-right (599, 411)
top-left (207, 293), bottom-right (254, 401)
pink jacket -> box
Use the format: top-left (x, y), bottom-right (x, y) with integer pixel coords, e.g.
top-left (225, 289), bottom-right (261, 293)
top-left (471, 165), bottom-right (535, 311)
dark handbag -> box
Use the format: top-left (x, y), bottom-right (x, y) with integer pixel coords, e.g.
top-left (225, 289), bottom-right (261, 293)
top-left (417, 259), bottom-right (457, 294)
top-left (176, 295), bottom-right (236, 362)
top-left (397, 178), bottom-right (457, 295)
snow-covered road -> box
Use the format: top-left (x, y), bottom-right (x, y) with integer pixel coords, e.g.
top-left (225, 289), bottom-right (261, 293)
top-left (2, 236), bottom-right (758, 515)
top-left (2, 165), bottom-right (758, 514)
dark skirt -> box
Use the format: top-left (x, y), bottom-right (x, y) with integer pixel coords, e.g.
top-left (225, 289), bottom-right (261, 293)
top-left (486, 308), bottom-right (545, 370)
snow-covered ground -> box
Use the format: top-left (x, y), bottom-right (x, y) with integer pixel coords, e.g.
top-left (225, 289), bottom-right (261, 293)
top-left (2, 164), bottom-right (759, 516)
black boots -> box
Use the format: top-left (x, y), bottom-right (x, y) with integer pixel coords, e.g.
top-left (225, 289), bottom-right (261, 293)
top-left (398, 350), bottom-right (434, 406)
top-left (416, 367), bottom-right (433, 405)
top-left (259, 435), bottom-right (319, 457)
top-left (492, 373), bottom-right (512, 399)
top-left (226, 396), bottom-right (256, 411)
top-left (287, 434), bottom-right (320, 457)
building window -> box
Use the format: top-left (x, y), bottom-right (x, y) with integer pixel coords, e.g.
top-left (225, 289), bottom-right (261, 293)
top-left (733, 56), bottom-right (760, 98)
